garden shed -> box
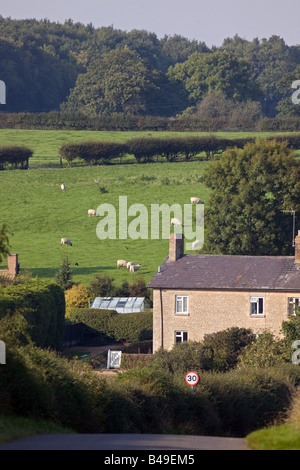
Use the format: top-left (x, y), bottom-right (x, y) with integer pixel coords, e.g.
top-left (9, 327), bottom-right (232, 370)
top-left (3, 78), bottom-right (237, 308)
top-left (89, 297), bottom-right (148, 314)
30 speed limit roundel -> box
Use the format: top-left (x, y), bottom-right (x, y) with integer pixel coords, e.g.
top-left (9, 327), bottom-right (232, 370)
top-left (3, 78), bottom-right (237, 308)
top-left (185, 371), bottom-right (199, 386)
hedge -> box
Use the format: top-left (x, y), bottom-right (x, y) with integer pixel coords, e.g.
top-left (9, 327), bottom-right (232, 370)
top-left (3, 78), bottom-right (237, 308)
top-left (0, 279), bottom-right (65, 350)
top-left (68, 307), bottom-right (153, 344)
top-left (2, 111), bottom-right (300, 132)
top-left (0, 145), bottom-right (33, 170)
top-left (59, 141), bottom-right (126, 167)
top-left (59, 135), bottom-right (259, 167)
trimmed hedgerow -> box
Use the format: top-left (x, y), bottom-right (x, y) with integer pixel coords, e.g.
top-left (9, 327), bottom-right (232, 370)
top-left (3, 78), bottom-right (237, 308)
top-left (0, 145), bottom-right (33, 170)
top-left (68, 307), bottom-right (152, 344)
top-left (0, 279), bottom-right (65, 350)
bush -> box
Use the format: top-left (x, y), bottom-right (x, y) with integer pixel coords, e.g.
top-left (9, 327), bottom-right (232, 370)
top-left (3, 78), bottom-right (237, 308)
top-left (150, 327), bottom-right (255, 373)
top-left (68, 307), bottom-right (152, 344)
top-left (64, 284), bottom-right (91, 319)
top-left (201, 327), bottom-right (256, 371)
top-left (0, 145), bottom-right (32, 170)
top-left (0, 279), bottom-right (65, 350)
top-left (237, 332), bottom-right (287, 368)
top-left (59, 141), bottom-right (126, 167)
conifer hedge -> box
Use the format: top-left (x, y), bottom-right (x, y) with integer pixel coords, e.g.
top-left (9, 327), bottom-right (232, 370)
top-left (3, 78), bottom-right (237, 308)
top-left (68, 307), bottom-right (153, 343)
top-left (0, 279), bottom-right (65, 350)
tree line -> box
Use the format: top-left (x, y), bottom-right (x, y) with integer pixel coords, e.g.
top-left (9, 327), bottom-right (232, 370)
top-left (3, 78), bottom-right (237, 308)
top-left (1, 17), bottom-right (300, 128)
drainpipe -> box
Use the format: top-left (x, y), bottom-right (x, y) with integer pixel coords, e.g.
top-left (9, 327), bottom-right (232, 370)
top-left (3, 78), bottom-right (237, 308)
top-left (160, 289), bottom-right (164, 349)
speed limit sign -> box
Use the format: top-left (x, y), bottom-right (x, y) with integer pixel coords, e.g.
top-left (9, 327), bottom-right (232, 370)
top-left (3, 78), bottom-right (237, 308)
top-left (185, 371), bottom-right (199, 386)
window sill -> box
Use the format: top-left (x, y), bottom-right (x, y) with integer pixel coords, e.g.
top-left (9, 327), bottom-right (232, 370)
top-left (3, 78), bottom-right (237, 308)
top-left (250, 314), bottom-right (266, 318)
top-left (174, 312), bottom-right (190, 316)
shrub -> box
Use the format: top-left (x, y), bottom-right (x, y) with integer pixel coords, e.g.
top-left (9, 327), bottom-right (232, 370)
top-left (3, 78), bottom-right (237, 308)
top-left (68, 307), bottom-right (152, 344)
top-left (0, 146), bottom-right (32, 170)
top-left (150, 327), bottom-right (255, 373)
top-left (201, 327), bottom-right (256, 371)
top-left (88, 275), bottom-right (116, 298)
top-left (64, 284), bottom-right (91, 319)
top-left (0, 279), bottom-right (65, 350)
top-left (237, 332), bottom-right (287, 369)
top-left (59, 141), bottom-right (126, 166)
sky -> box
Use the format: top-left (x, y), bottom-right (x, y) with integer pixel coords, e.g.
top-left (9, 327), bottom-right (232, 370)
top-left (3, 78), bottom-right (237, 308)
top-left (1, 0), bottom-right (300, 48)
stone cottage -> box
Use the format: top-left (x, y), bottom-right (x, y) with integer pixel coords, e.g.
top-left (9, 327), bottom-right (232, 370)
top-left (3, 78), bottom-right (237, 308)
top-left (148, 232), bottom-right (300, 351)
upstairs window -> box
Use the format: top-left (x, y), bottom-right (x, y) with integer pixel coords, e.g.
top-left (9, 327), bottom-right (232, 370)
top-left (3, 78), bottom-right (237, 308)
top-left (175, 295), bottom-right (189, 314)
top-left (250, 297), bottom-right (264, 315)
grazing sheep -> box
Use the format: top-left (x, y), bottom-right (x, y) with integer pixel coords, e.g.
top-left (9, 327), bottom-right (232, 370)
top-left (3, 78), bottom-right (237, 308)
top-left (170, 217), bottom-right (182, 227)
top-left (190, 197), bottom-right (204, 204)
top-left (61, 184), bottom-right (66, 192)
top-left (88, 209), bottom-right (99, 217)
top-left (61, 238), bottom-right (72, 246)
top-left (117, 259), bottom-right (127, 268)
top-left (126, 261), bottom-right (135, 269)
top-left (130, 264), bottom-right (142, 273)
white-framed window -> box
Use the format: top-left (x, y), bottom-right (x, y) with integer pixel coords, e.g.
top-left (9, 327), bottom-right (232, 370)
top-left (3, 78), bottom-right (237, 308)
top-left (250, 297), bottom-right (264, 315)
top-left (288, 298), bottom-right (300, 316)
top-left (175, 331), bottom-right (188, 344)
top-left (175, 295), bottom-right (189, 314)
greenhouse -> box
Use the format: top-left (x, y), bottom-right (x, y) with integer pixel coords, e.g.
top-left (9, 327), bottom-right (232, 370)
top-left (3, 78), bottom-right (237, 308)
top-left (89, 297), bottom-right (147, 314)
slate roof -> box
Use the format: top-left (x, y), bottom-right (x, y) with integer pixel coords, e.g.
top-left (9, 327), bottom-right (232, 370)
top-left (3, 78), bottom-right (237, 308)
top-left (148, 254), bottom-right (300, 292)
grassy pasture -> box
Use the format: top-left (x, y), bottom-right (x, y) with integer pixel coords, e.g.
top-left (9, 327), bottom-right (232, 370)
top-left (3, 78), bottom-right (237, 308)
top-left (0, 159), bottom-right (210, 286)
top-left (1, 128), bottom-right (299, 286)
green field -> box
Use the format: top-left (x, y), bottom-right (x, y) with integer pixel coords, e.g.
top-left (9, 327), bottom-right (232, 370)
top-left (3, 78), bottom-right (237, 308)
top-left (1, 128), bottom-right (299, 286)
top-left (0, 156), bottom-right (210, 285)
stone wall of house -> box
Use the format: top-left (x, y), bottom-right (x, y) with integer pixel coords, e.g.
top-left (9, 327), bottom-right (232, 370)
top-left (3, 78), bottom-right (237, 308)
top-left (152, 288), bottom-right (299, 351)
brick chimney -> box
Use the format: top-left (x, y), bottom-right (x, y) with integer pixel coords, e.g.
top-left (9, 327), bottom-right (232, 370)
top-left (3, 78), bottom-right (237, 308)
top-left (7, 254), bottom-right (19, 277)
top-left (168, 233), bottom-right (184, 263)
top-left (295, 231), bottom-right (300, 264)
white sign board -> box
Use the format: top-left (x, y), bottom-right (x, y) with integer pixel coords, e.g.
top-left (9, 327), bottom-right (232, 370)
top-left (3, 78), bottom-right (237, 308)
top-left (185, 371), bottom-right (199, 387)
top-left (107, 350), bottom-right (122, 369)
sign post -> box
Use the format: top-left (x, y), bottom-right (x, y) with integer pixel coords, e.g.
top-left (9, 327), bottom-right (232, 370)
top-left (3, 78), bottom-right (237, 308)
top-left (185, 371), bottom-right (199, 393)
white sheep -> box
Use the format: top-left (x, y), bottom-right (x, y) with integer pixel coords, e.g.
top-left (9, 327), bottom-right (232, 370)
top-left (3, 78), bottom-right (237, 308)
top-left (61, 238), bottom-right (72, 246)
top-left (192, 239), bottom-right (201, 250)
top-left (190, 197), bottom-right (204, 204)
top-left (88, 209), bottom-right (99, 217)
top-left (130, 264), bottom-right (142, 273)
top-left (61, 184), bottom-right (66, 192)
top-left (117, 259), bottom-right (127, 268)
top-left (127, 261), bottom-right (135, 269)
top-left (170, 217), bottom-right (182, 227)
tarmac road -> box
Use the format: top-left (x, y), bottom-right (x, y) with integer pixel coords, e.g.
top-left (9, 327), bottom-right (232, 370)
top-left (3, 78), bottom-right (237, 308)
top-left (0, 433), bottom-right (248, 450)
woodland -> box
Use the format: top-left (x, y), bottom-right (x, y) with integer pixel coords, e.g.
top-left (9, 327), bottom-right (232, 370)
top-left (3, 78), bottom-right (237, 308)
top-left (1, 16), bottom-right (300, 130)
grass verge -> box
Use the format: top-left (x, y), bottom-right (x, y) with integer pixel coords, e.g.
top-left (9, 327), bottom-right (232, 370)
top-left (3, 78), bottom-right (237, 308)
top-left (246, 423), bottom-right (300, 450)
top-left (0, 415), bottom-right (74, 444)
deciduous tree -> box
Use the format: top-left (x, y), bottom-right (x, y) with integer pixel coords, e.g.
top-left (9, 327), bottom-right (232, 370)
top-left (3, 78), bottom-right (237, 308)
top-left (203, 139), bottom-right (300, 255)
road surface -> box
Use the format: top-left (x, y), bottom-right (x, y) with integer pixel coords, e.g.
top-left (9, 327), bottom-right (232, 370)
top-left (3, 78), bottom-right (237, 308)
top-left (0, 433), bottom-right (248, 450)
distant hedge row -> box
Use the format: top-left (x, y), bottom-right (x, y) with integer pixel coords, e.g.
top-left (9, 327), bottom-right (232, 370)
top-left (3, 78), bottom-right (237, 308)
top-left (0, 145), bottom-right (33, 170)
top-left (2, 111), bottom-right (300, 133)
top-left (68, 307), bottom-right (153, 344)
top-left (59, 135), bottom-right (257, 166)
top-left (0, 279), bottom-right (65, 350)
